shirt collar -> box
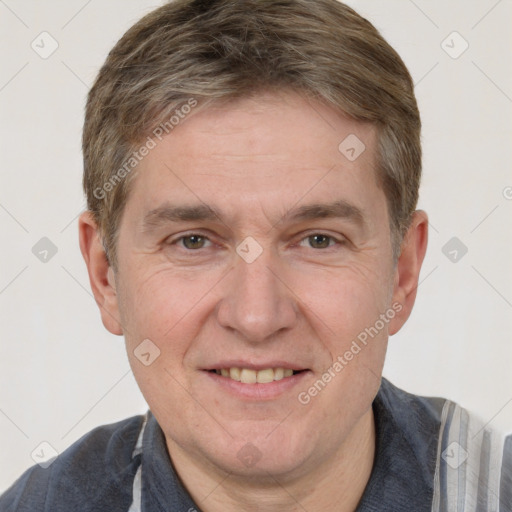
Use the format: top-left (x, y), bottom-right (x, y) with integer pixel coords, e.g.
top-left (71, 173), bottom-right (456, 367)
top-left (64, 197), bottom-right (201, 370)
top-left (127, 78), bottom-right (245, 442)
top-left (355, 378), bottom-right (442, 511)
top-left (141, 412), bottom-right (199, 511)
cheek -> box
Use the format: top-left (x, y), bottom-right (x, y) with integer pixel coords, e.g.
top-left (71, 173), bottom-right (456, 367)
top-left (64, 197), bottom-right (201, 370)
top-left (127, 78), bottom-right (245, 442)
top-left (121, 265), bottom-right (209, 326)
top-left (119, 269), bottom-right (212, 417)
top-left (291, 264), bottom-right (392, 342)
top-left (117, 266), bottom-right (221, 371)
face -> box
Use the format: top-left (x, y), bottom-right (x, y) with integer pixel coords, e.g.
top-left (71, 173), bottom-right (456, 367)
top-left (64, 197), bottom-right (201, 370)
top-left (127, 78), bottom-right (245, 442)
top-left (84, 90), bottom-right (420, 480)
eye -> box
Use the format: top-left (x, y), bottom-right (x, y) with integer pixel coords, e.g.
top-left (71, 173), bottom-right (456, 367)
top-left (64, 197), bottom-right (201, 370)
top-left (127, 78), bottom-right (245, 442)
top-left (175, 234), bottom-right (212, 250)
top-left (298, 233), bottom-right (343, 250)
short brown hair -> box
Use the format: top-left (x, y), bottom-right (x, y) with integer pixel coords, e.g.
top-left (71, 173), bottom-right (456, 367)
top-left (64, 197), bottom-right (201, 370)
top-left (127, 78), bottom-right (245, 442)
top-left (83, 0), bottom-right (421, 269)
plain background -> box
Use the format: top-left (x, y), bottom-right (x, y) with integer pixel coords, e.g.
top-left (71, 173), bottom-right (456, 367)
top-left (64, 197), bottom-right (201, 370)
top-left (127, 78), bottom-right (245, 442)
top-left (1, 0), bottom-right (511, 492)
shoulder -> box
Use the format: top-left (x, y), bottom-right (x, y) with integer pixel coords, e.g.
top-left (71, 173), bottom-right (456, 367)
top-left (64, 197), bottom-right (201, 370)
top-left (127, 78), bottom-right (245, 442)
top-left (0, 414), bottom-right (145, 512)
top-left (375, 378), bottom-right (512, 512)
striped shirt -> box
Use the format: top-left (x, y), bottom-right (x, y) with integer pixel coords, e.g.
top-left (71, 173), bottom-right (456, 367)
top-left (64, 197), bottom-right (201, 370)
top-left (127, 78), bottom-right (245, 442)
top-left (1, 378), bottom-right (510, 511)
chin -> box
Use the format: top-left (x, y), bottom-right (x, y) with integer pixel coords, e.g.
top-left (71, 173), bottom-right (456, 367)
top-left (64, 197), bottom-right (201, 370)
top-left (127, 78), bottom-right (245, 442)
top-left (199, 423), bottom-right (315, 479)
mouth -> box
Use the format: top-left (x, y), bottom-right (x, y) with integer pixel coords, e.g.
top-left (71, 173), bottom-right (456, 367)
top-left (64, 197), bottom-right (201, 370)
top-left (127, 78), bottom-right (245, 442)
top-left (201, 361), bottom-right (311, 400)
top-left (207, 367), bottom-right (307, 384)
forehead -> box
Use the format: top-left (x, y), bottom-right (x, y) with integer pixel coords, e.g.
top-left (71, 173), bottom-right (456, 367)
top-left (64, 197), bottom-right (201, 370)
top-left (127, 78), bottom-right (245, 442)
top-left (125, 90), bottom-right (384, 229)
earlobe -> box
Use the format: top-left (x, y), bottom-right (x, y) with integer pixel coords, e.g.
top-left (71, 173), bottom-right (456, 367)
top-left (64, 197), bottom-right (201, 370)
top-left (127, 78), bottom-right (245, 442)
top-left (78, 211), bottom-right (124, 336)
top-left (388, 210), bottom-right (429, 336)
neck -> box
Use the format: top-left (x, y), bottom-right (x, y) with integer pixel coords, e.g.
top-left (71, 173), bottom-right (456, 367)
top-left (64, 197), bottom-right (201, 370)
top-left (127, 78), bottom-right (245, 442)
top-left (166, 408), bottom-right (376, 512)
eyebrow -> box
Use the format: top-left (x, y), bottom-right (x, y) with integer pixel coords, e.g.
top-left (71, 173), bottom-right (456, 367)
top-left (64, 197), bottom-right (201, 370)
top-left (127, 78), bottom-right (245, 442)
top-left (142, 204), bottom-right (220, 231)
top-left (283, 200), bottom-right (365, 226)
top-left (141, 199), bottom-right (367, 232)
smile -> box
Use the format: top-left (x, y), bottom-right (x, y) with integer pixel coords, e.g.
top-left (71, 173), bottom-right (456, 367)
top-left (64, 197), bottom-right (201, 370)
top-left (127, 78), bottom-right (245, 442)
top-left (211, 367), bottom-right (303, 384)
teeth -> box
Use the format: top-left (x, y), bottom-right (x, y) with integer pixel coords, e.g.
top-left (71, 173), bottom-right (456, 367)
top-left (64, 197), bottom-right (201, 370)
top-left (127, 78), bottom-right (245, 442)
top-left (256, 368), bottom-right (274, 383)
top-left (240, 368), bottom-right (257, 384)
top-left (273, 368), bottom-right (284, 380)
top-left (215, 367), bottom-right (300, 383)
top-left (229, 367), bottom-right (241, 381)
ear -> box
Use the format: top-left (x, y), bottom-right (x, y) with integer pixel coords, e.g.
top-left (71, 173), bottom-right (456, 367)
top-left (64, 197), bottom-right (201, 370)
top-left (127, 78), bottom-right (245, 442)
top-left (388, 210), bottom-right (429, 336)
top-left (78, 211), bottom-right (123, 335)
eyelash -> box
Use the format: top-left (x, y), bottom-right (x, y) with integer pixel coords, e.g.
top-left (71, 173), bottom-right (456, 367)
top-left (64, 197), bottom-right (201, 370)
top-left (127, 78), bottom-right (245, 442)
top-left (167, 232), bottom-right (347, 252)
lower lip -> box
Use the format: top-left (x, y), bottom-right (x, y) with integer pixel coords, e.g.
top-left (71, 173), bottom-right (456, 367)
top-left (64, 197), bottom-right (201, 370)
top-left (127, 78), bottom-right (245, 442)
top-left (202, 370), bottom-right (311, 400)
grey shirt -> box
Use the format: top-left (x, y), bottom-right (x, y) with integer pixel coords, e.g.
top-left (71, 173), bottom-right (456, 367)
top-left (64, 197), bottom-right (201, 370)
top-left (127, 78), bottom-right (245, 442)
top-left (1, 378), bottom-right (510, 511)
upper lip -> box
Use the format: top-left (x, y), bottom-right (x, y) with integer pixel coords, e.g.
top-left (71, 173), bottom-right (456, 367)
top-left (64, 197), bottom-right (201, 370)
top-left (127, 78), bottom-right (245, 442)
top-left (204, 360), bottom-right (309, 371)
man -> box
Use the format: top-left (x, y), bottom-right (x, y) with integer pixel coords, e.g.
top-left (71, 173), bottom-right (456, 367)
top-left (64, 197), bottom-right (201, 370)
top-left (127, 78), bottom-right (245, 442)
top-left (1, 0), bottom-right (510, 511)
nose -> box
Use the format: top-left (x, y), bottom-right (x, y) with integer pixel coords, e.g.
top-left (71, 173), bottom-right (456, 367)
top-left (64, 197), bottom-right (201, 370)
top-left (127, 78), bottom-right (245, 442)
top-left (216, 246), bottom-right (298, 343)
